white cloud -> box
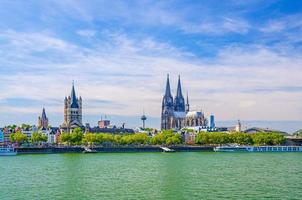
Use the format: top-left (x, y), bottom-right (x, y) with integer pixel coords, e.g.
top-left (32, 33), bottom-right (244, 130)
top-left (259, 14), bottom-right (302, 33)
top-left (0, 29), bottom-right (302, 127)
top-left (0, 30), bottom-right (73, 52)
top-left (41, 1), bottom-right (252, 35)
top-left (222, 18), bottom-right (250, 34)
top-left (76, 29), bottom-right (96, 37)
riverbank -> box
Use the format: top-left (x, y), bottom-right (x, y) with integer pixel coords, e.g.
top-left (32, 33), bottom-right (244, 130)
top-left (15, 146), bottom-right (214, 154)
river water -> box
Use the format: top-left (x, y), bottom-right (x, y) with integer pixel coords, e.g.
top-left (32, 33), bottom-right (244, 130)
top-left (1, 152), bottom-right (301, 200)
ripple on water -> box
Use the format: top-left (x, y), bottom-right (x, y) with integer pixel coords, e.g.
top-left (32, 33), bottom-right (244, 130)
top-left (1, 152), bottom-right (302, 200)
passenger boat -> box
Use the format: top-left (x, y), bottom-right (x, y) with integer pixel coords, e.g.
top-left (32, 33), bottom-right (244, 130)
top-left (0, 147), bottom-right (17, 156)
top-left (252, 146), bottom-right (302, 152)
top-left (214, 145), bottom-right (253, 152)
top-left (214, 145), bottom-right (302, 152)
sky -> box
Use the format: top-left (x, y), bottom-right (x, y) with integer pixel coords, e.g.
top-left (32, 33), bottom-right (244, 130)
top-left (0, 0), bottom-right (302, 131)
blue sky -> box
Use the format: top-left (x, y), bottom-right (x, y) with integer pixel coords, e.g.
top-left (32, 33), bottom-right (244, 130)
top-left (0, 0), bottom-right (302, 130)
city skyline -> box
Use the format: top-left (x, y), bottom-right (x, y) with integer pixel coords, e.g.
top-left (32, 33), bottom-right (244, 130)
top-left (0, 1), bottom-right (302, 130)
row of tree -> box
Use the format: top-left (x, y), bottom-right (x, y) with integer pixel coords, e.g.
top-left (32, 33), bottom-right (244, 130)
top-left (5, 124), bottom-right (52, 131)
top-left (9, 127), bottom-right (286, 146)
top-left (10, 131), bottom-right (48, 145)
top-left (59, 128), bottom-right (182, 146)
top-left (195, 132), bottom-right (286, 145)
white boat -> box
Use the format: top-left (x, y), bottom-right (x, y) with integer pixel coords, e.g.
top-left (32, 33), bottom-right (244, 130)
top-left (0, 147), bottom-right (17, 156)
top-left (214, 145), bottom-right (302, 152)
top-left (83, 147), bottom-right (97, 153)
top-left (160, 146), bottom-right (175, 152)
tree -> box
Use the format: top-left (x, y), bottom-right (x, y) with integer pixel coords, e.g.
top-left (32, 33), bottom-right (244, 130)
top-left (133, 133), bottom-right (150, 145)
top-left (21, 123), bottom-right (31, 130)
top-left (166, 134), bottom-right (182, 145)
top-left (195, 133), bottom-right (210, 145)
top-left (121, 133), bottom-right (150, 145)
top-left (114, 135), bottom-right (122, 145)
top-left (209, 132), bottom-right (229, 145)
top-left (70, 128), bottom-right (83, 145)
top-left (271, 132), bottom-right (286, 145)
top-left (230, 133), bottom-right (253, 145)
top-left (196, 132), bottom-right (244, 145)
top-left (59, 133), bottom-right (71, 145)
top-left (31, 132), bottom-right (48, 145)
top-left (6, 124), bottom-right (17, 132)
top-left (83, 133), bottom-right (97, 146)
top-left (151, 130), bottom-right (182, 145)
top-left (251, 132), bottom-right (285, 146)
top-left (10, 131), bottom-right (28, 145)
top-left (151, 133), bottom-right (166, 145)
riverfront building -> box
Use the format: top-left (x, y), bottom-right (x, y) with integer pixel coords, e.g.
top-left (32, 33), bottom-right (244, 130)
top-left (60, 82), bottom-right (83, 133)
top-left (161, 75), bottom-right (207, 130)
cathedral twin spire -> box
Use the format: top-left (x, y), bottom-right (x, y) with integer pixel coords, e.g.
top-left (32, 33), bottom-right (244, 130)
top-left (164, 75), bottom-right (183, 97)
top-left (161, 74), bottom-right (190, 130)
top-left (174, 75), bottom-right (185, 112)
top-left (163, 74), bottom-right (188, 112)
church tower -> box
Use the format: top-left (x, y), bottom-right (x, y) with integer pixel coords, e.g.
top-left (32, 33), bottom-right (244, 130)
top-left (173, 75), bottom-right (186, 129)
top-left (174, 75), bottom-right (185, 112)
top-left (38, 108), bottom-right (48, 129)
top-left (61, 82), bottom-right (83, 133)
top-left (161, 74), bottom-right (174, 130)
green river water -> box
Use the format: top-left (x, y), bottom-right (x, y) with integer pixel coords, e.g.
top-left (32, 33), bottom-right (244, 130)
top-left (0, 152), bottom-right (301, 200)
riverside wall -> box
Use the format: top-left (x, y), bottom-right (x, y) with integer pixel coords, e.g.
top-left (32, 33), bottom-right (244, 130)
top-left (16, 146), bottom-right (214, 154)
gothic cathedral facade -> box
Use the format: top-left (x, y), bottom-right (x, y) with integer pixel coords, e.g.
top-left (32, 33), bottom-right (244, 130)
top-left (161, 75), bottom-right (207, 130)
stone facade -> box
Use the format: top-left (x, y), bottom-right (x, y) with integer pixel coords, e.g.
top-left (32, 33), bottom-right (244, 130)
top-left (161, 75), bottom-right (207, 130)
top-left (185, 111), bottom-right (207, 127)
top-left (60, 82), bottom-right (83, 133)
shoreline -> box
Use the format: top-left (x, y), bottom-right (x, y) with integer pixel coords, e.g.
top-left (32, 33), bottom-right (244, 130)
top-left (15, 146), bottom-right (214, 154)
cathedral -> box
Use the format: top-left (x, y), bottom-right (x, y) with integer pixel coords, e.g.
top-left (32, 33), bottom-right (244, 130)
top-left (60, 82), bottom-right (83, 133)
top-left (161, 75), bottom-right (207, 130)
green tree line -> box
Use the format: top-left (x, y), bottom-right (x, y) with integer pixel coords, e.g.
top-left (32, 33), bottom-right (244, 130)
top-left (9, 127), bottom-right (286, 147)
top-left (195, 132), bottom-right (286, 146)
top-left (60, 128), bottom-right (182, 146)
top-left (10, 131), bottom-right (48, 145)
